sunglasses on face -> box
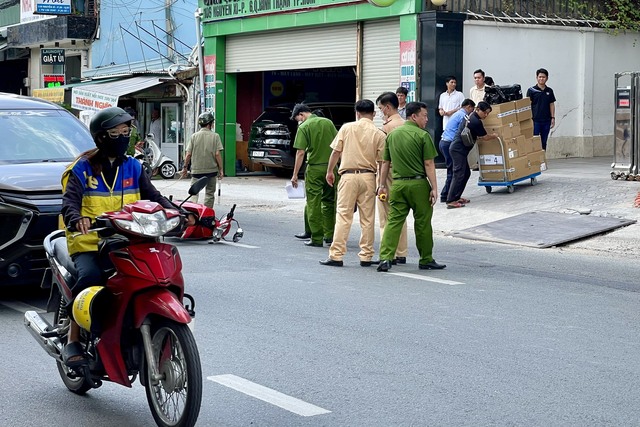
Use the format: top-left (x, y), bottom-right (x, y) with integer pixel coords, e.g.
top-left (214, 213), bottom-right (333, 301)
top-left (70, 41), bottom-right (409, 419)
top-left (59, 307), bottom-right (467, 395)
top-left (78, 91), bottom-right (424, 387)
top-left (106, 126), bottom-right (132, 139)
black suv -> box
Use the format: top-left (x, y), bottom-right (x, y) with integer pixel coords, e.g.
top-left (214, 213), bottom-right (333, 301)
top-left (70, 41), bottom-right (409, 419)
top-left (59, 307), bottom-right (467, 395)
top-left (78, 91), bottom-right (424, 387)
top-left (0, 93), bottom-right (94, 286)
top-left (248, 102), bottom-right (354, 176)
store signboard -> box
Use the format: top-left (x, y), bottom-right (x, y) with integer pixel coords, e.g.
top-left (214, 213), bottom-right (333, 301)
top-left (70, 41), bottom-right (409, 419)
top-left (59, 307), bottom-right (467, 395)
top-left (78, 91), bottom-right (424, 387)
top-left (41, 49), bottom-right (65, 65)
top-left (202, 0), bottom-right (360, 22)
top-left (399, 40), bottom-right (416, 102)
top-left (32, 88), bottom-right (65, 103)
top-left (71, 87), bottom-right (119, 111)
top-left (43, 74), bottom-right (65, 87)
top-left (204, 55), bottom-right (216, 113)
top-left (35, 0), bottom-right (71, 15)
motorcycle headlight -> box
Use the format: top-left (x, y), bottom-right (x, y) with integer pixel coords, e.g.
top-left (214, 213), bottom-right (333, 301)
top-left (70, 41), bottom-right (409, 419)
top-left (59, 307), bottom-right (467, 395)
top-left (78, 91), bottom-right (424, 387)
top-left (114, 210), bottom-right (181, 237)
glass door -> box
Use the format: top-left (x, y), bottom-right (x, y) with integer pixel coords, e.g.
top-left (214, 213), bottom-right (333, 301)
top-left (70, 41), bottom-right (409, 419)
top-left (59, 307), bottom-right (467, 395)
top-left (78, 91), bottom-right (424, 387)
top-left (160, 103), bottom-right (182, 167)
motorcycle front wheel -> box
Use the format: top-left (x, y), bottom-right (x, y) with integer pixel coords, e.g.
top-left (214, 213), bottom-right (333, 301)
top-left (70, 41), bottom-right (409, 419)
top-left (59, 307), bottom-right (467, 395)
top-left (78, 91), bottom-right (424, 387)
top-left (144, 320), bottom-right (202, 427)
top-left (54, 297), bottom-right (93, 395)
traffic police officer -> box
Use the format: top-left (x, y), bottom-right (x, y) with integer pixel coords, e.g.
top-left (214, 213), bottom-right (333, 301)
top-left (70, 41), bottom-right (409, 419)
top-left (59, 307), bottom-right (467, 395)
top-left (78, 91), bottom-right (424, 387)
top-left (290, 103), bottom-right (339, 247)
top-left (376, 102), bottom-right (446, 272)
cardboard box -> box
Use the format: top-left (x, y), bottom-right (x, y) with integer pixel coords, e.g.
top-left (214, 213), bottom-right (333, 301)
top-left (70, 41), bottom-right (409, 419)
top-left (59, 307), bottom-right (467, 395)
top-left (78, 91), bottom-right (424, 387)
top-left (531, 135), bottom-right (543, 152)
top-left (478, 135), bottom-right (527, 160)
top-left (514, 98), bottom-right (532, 121)
top-left (486, 122), bottom-right (521, 140)
top-left (528, 149), bottom-right (547, 172)
top-left (480, 156), bottom-right (532, 182)
top-left (520, 119), bottom-right (534, 139)
top-left (482, 101), bottom-right (517, 126)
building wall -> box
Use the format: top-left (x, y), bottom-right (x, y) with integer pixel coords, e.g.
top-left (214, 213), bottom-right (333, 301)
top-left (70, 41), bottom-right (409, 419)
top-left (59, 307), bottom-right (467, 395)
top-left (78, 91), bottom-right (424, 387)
top-left (463, 21), bottom-right (640, 158)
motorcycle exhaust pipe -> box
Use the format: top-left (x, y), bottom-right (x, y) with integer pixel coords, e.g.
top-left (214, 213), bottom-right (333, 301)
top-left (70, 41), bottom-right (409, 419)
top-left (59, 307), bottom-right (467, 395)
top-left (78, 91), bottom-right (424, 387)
top-left (24, 311), bottom-right (63, 359)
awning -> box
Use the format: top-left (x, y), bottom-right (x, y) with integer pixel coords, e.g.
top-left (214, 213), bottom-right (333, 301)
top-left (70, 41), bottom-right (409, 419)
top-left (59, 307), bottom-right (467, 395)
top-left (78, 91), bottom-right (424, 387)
top-left (71, 76), bottom-right (165, 111)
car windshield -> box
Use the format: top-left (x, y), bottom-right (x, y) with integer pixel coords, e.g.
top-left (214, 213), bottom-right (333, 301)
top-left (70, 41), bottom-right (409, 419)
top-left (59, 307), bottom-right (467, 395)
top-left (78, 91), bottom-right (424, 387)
top-left (0, 110), bottom-right (93, 164)
top-left (256, 109), bottom-right (289, 123)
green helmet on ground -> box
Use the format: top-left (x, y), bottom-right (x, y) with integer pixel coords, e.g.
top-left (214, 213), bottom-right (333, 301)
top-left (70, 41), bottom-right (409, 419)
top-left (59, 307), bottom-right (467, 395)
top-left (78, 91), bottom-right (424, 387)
top-left (198, 112), bottom-right (215, 126)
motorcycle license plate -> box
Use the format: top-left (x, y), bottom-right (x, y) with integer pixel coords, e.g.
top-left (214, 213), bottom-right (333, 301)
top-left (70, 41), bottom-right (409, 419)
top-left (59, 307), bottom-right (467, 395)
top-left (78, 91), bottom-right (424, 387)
top-left (251, 151), bottom-right (265, 158)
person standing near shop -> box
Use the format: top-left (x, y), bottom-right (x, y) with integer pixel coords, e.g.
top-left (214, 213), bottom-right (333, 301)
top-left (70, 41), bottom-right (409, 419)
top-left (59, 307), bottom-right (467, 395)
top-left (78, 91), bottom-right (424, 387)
top-left (148, 108), bottom-right (162, 146)
top-left (376, 102), bottom-right (445, 273)
top-left (290, 103), bottom-right (338, 247)
top-left (439, 98), bottom-right (475, 203)
top-left (181, 112), bottom-right (224, 208)
top-left (445, 101), bottom-right (497, 209)
top-left (526, 68), bottom-right (556, 150)
top-left (469, 69), bottom-right (487, 104)
top-left (319, 99), bottom-right (386, 267)
top-left (438, 76), bottom-right (465, 129)
top-left (396, 86), bottom-right (408, 119)
top-left (375, 91), bottom-right (408, 264)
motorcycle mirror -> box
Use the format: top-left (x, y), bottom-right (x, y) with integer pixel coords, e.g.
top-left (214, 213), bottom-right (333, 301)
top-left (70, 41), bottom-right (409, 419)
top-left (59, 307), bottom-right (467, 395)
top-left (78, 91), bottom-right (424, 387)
top-left (189, 177), bottom-right (209, 196)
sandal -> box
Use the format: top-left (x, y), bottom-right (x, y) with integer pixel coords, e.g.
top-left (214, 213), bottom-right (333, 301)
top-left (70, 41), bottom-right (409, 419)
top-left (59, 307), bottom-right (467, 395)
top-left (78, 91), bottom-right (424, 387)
top-left (62, 342), bottom-right (87, 369)
top-left (458, 198), bottom-right (470, 204)
top-left (446, 202), bottom-right (465, 209)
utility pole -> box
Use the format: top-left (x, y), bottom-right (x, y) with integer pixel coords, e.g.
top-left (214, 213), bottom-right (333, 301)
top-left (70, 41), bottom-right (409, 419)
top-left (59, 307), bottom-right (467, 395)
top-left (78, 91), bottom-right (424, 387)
top-left (165, 0), bottom-right (176, 61)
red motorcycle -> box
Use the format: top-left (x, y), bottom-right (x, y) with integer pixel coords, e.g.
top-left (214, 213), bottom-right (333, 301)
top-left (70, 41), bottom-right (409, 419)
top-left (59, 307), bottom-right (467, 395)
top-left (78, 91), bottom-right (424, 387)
top-left (168, 176), bottom-right (243, 244)
top-left (24, 200), bottom-right (202, 427)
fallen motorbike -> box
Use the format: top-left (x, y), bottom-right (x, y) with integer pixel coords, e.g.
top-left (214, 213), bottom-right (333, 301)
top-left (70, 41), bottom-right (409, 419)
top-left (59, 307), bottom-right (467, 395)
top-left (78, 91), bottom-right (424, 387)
top-left (24, 199), bottom-right (202, 427)
top-left (167, 176), bottom-right (244, 244)
top-left (135, 133), bottom-right (177, 179)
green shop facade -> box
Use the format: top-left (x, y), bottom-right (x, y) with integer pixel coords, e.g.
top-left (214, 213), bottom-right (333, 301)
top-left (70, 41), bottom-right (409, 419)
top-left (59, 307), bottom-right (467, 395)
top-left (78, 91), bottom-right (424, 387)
top-left (200, 0), bottom-right (466, 176)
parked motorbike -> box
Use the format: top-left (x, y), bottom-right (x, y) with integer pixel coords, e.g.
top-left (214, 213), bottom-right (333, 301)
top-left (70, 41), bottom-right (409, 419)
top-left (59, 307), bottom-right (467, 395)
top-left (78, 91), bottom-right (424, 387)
top-left (135, 133), bottom-right (177, 179)
top-left (24, 199), bottom-right (202, 427)
top-left (167, 176), bottom-right (244, 243)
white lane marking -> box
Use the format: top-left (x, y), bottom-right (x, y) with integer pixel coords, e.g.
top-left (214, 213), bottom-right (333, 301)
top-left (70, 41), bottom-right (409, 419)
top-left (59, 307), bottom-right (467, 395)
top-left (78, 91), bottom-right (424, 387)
top-left (207, 374), bottom-right (331, 417)
top-left (389, 272), bottom-right (465, 286)
top-left (0, 301), bottom-right (46, 313)
top-left (216, 241), bottom-right (259, 249)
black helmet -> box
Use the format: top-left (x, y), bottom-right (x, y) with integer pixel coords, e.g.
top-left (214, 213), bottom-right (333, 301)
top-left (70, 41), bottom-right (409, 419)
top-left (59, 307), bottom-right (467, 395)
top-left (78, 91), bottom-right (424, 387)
top-left (90, 107), bottom-right (133, 139)
top-left (198, 112), bottom-right (214, 126)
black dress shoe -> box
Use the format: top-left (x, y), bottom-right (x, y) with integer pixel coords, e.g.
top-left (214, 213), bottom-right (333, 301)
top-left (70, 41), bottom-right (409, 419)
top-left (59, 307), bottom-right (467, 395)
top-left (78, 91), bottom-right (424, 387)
top-left (376, 260), bottom-right (392, 272)
top-left (295, 232), bottom-right (311, 239)
top-left (324, 237), bottom-right (333, 244)
top-left (360, 260), bottom-right (372, 267)
top-left (319, 258), bottom-right (343, 267)
top-left (394, 257), bottom-right (407, 264)
top-left (418, 260), bottom-right (446, 270)
top-left (304, 240), bottom-right (323, 247)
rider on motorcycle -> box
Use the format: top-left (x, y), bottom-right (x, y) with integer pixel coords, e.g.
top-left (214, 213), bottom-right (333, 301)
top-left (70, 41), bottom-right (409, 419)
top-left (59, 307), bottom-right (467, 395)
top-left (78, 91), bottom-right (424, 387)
top-left (60, 107), bottom-right (194, 369)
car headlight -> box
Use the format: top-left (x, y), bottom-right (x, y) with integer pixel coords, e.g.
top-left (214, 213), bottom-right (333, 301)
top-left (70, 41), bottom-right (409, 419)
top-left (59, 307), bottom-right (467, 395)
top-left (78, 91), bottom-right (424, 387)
top-left (114, 210), bottom-right (181, 237)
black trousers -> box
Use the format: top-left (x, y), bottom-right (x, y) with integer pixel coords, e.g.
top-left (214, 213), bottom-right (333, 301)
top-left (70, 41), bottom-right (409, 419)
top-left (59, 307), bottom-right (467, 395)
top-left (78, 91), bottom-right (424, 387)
top-left (71, 252), bottom-right (102, 296)
top-left (447, 141), bottom-right (472, 203)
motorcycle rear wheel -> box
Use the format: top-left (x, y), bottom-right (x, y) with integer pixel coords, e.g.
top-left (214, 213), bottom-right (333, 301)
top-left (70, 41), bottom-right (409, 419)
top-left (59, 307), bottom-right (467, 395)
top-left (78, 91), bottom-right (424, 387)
top-left (54, 299), bottom-right (93, 395)
top-left (160, 162), bottom-right (177, 179)
top-left (144, 320), bottom-right (202, 427)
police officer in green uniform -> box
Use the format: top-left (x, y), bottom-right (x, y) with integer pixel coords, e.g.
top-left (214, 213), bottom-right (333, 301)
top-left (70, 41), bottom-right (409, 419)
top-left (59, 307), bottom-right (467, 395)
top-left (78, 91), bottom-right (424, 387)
top-left (376, 102), bottom-right (446, 272)
top-left (291, 104), bottom-right (339, 247)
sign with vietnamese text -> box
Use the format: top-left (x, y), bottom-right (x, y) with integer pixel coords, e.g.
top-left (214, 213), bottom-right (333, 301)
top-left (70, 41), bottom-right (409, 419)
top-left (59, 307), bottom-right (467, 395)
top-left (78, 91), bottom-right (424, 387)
top-left (71, 87), bottom-right (119, 111)
top-left (33, 88), bottom-right (65, 103)
top-left (43, 74), bottom-right (65, 87)
top-left (202, 0), bottom-right (360, 22)
top-left (41, 49), bottom-right (65, 65)
top-left (399, 40), bottom-right (416, 102)
top-left (35, 0), bottom-right (71, 15)
top-left (204, 55), bottom-right (216, 113)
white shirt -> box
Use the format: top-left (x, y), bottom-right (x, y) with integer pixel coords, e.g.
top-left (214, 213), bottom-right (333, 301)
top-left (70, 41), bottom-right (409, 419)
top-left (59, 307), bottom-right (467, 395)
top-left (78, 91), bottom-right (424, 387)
top-left (438, 90), bottom-right (465, 128)
top-left (148, 119), bottom-right (162, 145)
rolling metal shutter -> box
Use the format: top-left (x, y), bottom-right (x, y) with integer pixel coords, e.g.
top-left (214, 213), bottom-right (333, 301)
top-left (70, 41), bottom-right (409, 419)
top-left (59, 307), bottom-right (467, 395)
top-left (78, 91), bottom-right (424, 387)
top-left (361, 19), bottom-right (400, 103)
top-left (225, 24), bottom-right (357, 73)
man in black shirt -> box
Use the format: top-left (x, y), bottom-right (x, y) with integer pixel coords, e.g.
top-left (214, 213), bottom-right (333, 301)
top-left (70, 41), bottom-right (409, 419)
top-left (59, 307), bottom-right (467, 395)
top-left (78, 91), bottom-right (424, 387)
top-left (526, 68), bottom-right (556, 150)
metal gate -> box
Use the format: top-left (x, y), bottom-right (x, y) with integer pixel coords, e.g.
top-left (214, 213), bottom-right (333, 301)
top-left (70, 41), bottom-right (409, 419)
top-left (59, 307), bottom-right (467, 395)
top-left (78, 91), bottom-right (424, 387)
top-left (612, 72), bottom-right (640, 180)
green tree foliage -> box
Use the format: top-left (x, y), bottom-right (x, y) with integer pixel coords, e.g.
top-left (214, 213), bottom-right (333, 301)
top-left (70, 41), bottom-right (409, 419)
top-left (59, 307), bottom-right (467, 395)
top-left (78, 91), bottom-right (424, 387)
top-left (597, 0), bottom-right (640, 33)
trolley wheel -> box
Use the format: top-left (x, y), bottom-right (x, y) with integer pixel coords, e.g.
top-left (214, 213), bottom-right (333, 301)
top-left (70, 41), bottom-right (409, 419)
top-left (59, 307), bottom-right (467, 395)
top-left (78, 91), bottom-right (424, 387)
top-left (611, 172), bottom-right (619, 180)
top-left (485, 186), bottom-right (492, 194)
top-left (531, 177), bottom-right (538, 186)
top-left (620, 173), bottom-right (627, 181)
top-left (507, 185), bottom-right (515, 194)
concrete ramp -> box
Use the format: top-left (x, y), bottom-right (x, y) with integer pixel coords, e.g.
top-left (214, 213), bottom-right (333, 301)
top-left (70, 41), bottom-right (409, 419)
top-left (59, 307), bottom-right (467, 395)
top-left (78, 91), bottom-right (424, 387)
top-left (449, 211), bottom-right (636, 248)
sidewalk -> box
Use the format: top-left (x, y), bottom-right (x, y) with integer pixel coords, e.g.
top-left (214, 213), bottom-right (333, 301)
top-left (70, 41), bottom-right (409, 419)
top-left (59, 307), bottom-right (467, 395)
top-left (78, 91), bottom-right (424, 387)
top-left (155, 157), bottom-right (640, 258)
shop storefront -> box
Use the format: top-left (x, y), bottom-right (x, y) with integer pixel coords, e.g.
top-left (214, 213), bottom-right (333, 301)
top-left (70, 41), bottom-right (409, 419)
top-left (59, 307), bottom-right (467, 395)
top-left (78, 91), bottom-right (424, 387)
top-left (200, 0), bottom-right (423, 176)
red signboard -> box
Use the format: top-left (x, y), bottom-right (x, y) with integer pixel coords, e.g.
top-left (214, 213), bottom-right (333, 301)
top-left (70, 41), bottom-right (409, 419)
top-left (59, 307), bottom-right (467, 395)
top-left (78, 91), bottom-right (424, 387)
top-left (43, 74), bottom-right (65, 88)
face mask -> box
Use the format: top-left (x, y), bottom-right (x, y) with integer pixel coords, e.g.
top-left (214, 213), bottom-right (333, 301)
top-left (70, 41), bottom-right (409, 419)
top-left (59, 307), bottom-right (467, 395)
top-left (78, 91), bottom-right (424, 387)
top-left (99, 135), bottom-right (130, 158)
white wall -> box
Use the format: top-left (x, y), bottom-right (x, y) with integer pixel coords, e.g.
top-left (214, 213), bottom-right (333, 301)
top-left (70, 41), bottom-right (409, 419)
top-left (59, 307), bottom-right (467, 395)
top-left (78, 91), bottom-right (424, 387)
top-left (463, 21), bottom-right (640, 158)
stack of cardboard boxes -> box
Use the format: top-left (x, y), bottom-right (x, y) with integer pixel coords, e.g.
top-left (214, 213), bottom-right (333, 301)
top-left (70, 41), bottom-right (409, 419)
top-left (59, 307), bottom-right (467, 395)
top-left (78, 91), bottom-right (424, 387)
top-left (477, 98), bottom-right (547, 182)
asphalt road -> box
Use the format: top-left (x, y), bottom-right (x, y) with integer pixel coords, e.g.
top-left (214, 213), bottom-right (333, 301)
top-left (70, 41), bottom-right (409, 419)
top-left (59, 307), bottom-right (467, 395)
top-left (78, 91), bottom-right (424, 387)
top-left (2, 209), bottom-right (639, 426)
